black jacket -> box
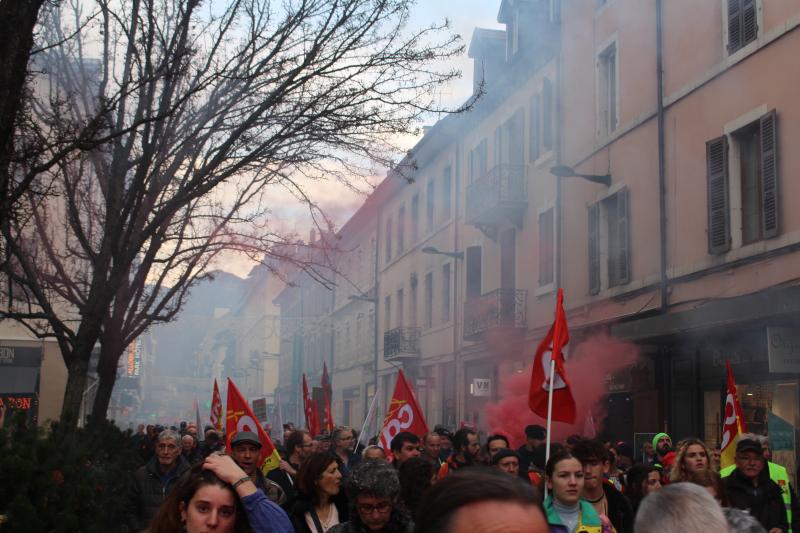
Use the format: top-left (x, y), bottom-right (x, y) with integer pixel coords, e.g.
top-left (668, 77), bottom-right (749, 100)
top-left (127, 455), bottom-right (191, 531)
top-left (726, 467), bottom-right (789, 532)
top-left (287, 491), bottom-right (349, 533)
top-left (603, 480), bottom-right (635, 533)
top-left (267, 463), bottom-right (298, 505)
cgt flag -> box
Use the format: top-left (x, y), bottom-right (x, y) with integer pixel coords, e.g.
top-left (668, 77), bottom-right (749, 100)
top-left (302, 373), bottom-right (320, 437)
top-left (720, 360), bottom-right (747, 470)
top-left (321, 362), bottom-right (334, 433)
top-left (529, 288), bottom-right (576, 424)
top-left (225, 378), bottom-right (281, 474)
top-left (378, 370), bottom-right (428, 455)
top-left (210, 379), bottom-right (223, 432)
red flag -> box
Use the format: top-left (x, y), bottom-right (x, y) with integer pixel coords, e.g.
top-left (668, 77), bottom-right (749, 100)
top-left (225, 378), bottom-right (281, 473)
top-left (378, 370), bottom-right (429, 454)
top-left (529, 288), bottom-right (575, 424)
top-left (210, 379), bottom-right (223, 432)
top-left (303, 374), bottom-right (320, 437)
top-left (321, 362), bottom-right (334, 433)
top-left (720, 360), bottom-right (747, 469)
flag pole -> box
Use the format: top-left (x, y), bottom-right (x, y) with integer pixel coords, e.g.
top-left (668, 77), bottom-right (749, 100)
top-left (544, 357), bottom-right (557, 499)
top-left (355, 387), bottom-right (379, 453)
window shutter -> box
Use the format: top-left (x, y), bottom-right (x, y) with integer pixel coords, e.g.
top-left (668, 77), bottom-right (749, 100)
top-left (542, 79), bottom-right (553, 151)
top-left (588, 203), bottom-right (601, 295)
top-left (727, 0), bottom-right (742, 53)
top-left (742, 0), bottom-right (757, 46)
top-left (616, 188), bottom-right (631, 285)
top-left (530, 94), bottom-right (540, 162)
top-left (760, 110), bottom-right (778, 238)
top-left (707, 136), bottom-right (730, 254)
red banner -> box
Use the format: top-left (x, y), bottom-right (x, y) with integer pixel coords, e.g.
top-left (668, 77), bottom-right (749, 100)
top-left (225, 378), bottom-right (281, 473)
top-left (210, 379), bottom-right (223, 432)
top-left (378, 370), bottom-right (429, 453)
top-left (303, 374), bottom-right (320, 436)
top-left (322, 362), bottom-right (334, 433)
top-left (529, 288), bottom-right (576, 424)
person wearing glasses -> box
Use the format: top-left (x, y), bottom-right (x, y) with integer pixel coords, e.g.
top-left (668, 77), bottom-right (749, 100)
top-left (724, 438), bottom-right (788, 533)
top-left (328, 459), bottom-right (413, 533)
top-left (127, 429), bottom-right (192, 531)
top-left (332, 426), bottom-right (361, 477)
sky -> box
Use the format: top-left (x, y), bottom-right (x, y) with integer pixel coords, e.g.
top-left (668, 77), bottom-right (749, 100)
top-left (219, 1), bottom-right (504, 277)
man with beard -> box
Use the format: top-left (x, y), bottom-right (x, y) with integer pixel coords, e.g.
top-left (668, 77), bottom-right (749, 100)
top-left (652, 432), bottom-right (672, 468)
top-left (268, 429), bottom-right (314, 503)
top-left (572, 438), bottom-right (634, 533)
top-left (230, 431), bottom-right (286, 505)
top-left (437, 428), bottom-right (480, 479)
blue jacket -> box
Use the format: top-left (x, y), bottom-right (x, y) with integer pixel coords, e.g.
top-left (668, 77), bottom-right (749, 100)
top-left (241, 490), bottom-right (294, 533)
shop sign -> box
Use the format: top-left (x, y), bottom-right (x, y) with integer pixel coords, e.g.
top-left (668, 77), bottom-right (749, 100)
top-left (0, 346), bottom-right (42, 367)
top-left (767, 327), bottom-right (800, 373)
top-left (252, 397), bottom-right (267, 422)
top-left (126, 339), bottom-right (142, 377)
top-left (0, 393), bottom-right (37, 411)
top-left (472, 378), bottom-right (491, 397)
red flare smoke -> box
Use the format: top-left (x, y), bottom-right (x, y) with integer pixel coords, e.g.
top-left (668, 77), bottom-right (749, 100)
top-left (486, 332), bottom-right (639, 447)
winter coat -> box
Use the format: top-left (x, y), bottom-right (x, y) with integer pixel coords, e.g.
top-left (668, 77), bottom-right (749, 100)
top-left (726, 466), bottom-right (789, 532)
top-left (287, 491), bottom-right (349, 533)
top-left (544, 496), bottom-right (615, 533)
top-left (127, 455), bottom-right (191, 531)
top-left (327, 509), bottom-right (413, 533)
top-left (603, 480), bottom-right (634, 533)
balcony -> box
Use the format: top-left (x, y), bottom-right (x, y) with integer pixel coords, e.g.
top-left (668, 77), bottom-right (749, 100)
top-left (383, 327), bottom-right (421, 361)
top-left (463, 289), bottom-right (527, 341)
top-left (466, 164), bottom-right (527, 239)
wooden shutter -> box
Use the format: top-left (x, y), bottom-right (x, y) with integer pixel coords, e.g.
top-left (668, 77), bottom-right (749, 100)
top-left (542, 78), bottom-right (553, 151)
top-left (760, 110), bottom-right (778, 238)
top-left (616, 188), bottom-right (631, 285)
top-left (742, 0), bottom-right (757, 46)
top-left (588, 203), bottom-right (601, 295)
top-left (727, 0), bottom-right (742, 53)
top-left (707, 136), bottom-right (730, 254)
top-left (530, 94), bottom-right (540, 162)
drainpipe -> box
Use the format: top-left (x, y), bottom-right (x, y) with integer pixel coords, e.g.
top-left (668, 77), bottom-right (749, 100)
top-left (656, 0), bottom-right (669, 311)
top-left (554, 14), bottom-right (564, 291)
top-left (453, 137), bottom-right (462, 427)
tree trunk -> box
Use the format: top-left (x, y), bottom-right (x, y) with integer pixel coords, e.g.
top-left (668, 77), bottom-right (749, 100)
top-left (60, 355), bottom-right (90, 428)
top-left (90, 336), bottom-right (124, 426)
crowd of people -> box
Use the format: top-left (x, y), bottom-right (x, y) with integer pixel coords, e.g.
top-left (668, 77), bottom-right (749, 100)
top-left (125, 421), bottom-right (799, 532)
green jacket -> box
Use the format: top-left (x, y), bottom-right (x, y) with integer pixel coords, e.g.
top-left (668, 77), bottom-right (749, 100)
top-left (544, 496), bottom-right (614, 533)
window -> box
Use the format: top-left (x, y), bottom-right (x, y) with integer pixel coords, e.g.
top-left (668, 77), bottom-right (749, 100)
top-left (385, 217), bottom-right (392, 262)
top-left (727, 0), bottom-right (757, 54)
top-left (529, 94), bottom-right (541, 162)
top-left (588, 188), bottom-right (630, 294)
top-left (426, 179), bottom-right (435, 233)
top-left (465, 246), bottom-right (482, 299)
top-left (397, 204), bottom-right (405, 254)
top-left (538, 209), bottom-right (555, 286)
top-left (424, 272), bottom-right (433, 329)
top-left (442, 167), bottom-right (452, 222)
top-left (384, 295), bottom-right (391, 332)
top-left (356, 315), bottom-right (363, 353)
top-left (442, 263), bottom-right (451, 323)
top-left (411, 194), bottom-right (420, 243)
top-left (706, 110), bottom-right (778, 254)
top-left (598, 42), bottom-right (618, 136)
top-left (469, 140), bottom-right (488, 183)
top-left (496, 110), bottom-right (525, 166)
top-left (396, 288), bottom-right (404, 328)
top-left (542, 78), bottom-right (553, 152)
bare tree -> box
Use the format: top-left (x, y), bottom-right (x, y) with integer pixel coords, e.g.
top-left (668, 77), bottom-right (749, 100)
top-left (0, 0), bottom-right (467, 427)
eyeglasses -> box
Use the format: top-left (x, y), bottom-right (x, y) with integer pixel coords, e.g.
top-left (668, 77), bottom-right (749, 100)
top-left (357, 502), bottom-right (392, 515)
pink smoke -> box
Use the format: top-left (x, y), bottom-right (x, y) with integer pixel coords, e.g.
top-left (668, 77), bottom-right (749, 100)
top-left (485, 332), bottom-right (639, 447)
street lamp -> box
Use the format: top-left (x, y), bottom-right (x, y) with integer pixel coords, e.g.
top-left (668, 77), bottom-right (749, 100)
top-left (422, 246), bottom-right (464, 260)
top-left (550, 165), bottom-right (612, 187)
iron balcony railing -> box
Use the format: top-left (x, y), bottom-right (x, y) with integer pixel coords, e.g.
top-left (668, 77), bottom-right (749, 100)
top-left (465, 164), bottom-right (527, 226)
top-left (383, 327), bottom-right (421, 360)
top-left (463, 288), bottom-right (527, 340)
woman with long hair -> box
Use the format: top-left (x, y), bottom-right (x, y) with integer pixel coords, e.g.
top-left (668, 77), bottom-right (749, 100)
top-left (288, 452), bottom-right (348, 533)
top-left (687, 469), bottom-right (729, 506)
top-left (669, 438), bottom-right (711, 483)
top-left (542, 449), bottom-right (614, 533)
top-left (624, 463), bottom-right (661, 516)
top-left (148, 454), bottom-right (293, 533)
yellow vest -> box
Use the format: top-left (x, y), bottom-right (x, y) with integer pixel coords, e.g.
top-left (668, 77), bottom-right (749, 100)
top-left (721, 462), bottom-right (792, 533)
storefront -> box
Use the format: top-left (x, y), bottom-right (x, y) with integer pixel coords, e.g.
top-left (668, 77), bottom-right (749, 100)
top-left (0, 344), bottom-right (42, 426)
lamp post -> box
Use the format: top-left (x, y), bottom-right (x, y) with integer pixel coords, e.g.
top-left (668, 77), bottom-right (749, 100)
top-left (550, 165), bottom-right (612, 187)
